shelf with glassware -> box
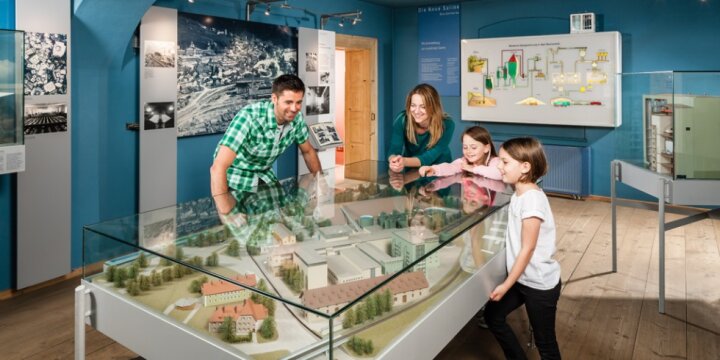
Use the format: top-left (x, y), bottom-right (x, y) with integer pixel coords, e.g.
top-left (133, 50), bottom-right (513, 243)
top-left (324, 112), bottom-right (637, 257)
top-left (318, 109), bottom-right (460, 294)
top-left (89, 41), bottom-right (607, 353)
top-left (643, 92), bottom-right (720, 179)
top-left (77, 161), bottom-right (511, 359)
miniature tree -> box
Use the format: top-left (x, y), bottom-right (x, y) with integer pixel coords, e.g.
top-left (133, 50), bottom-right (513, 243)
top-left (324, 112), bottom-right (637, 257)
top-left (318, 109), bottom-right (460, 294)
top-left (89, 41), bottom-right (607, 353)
top-left (342, 308), bottom-right (355, 329)
top-left (113, 267), bottom-right (128, 288)
top-left (264, 297), bottom-right (276, 316)
top-left (355, 306), bottom-right (366, 325)
top-left (366, 340), bottom-right (374, 354)
top-left (190, 256), bottom-right (204, 269)
top-left (128, 262), bottom-right (140, 280)
top-left (219, 316), bottom-right (235, 342)
top-left (205, 252), bottom-right (219, 267)
top-left (258, 316), bottom-right (276, 339)
top-left (173, 264), bottom-right (185, 279)
top-left (151, 270), bottom-right (162, 287)
top-left (105, 265), bottom-right (117, 282)
top-left (161, 267), bottom-right (173, 282)
top-left (197, 233), bottom-right (207, 247)
top-left (137, 252), bottom-right (148, 268)
top-left (226, 239), bottom-right (240, 257)
top-left (138, 275), bottom-right (151, 291)
top-left (364, 297), bottom-right (377, 320)
top-left (126, 279), bottom-right (140, 296)
top-left (383, 289), bottom-right (393, 312)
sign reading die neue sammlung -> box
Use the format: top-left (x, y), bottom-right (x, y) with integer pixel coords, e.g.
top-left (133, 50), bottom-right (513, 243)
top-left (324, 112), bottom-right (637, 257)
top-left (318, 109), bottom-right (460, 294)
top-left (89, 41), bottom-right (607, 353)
top-left (418, 4), bottom-right (460, 97)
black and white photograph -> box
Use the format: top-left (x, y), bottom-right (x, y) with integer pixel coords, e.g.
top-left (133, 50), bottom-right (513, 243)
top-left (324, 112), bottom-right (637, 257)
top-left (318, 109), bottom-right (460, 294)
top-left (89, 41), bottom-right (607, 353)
top-left (142, 218), bottom-right (175, 248)
top-left (176, 12), bottom-right (297, 138)
top-left (305, 86), bottom-right (330, 115)
top-left (24, 103), bottom-right (68, 134)
top-left (144, 40), bottom-right (176, 68)
top-left (320, 71), bottom-right (331, 84)
top-left (144, 102), bottom-right (175, 130)
top-left (309, 123), bottom-right (342, 148)
top-left (24, 32), bottom-right (68, 96)
top-left (305, 51), bottom-right (318, 72)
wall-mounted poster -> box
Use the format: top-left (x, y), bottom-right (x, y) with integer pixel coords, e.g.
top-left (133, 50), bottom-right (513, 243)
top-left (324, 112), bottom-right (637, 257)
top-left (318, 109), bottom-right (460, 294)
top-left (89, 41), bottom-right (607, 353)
top-left (24, 102), bottom-right (68, 134)
top-left (144, 102), bottom-right (175, 130)
top-left (306, 86), bottom-right (329, 115)
top-left (176, 12), bottom-right (298, 137)
top-left (144, 40), bottom-right (176, 68)
top-left (461, 32), bottom-right (621, 127)
top-left (305, 51), bottom-right (318, 72)
top-left (24, 32), bottom-right (68, 95)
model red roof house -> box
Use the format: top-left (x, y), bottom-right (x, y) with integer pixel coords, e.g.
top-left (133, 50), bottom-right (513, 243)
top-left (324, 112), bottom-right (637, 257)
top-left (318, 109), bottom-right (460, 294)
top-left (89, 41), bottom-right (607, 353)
top-left (201, 273), bottom-right (258, 307)
top-left (300, 271), bottom-right (429, 316)
top-left (207, 299), bottom-right (269, 335)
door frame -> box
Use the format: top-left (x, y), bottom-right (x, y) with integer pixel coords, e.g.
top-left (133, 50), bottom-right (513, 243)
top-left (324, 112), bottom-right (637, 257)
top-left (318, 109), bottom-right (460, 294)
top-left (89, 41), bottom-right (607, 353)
top-left (336, 34), bottom-right (378, 161)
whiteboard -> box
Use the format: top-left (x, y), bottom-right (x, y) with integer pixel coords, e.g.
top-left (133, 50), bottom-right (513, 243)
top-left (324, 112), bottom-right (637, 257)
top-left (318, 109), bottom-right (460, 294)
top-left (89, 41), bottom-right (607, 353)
top-left (461, 32), bottom-right (621, 127)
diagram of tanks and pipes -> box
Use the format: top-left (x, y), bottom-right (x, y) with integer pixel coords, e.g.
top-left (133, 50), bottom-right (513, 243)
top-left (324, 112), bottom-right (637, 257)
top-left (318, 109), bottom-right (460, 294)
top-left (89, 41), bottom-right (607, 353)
top-left (466, 45), bottom-right (611, 108)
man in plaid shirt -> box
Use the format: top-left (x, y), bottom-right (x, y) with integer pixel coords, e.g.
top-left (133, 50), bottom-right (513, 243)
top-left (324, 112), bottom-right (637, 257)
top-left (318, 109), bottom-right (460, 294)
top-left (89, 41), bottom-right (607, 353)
top-left (210, 74), bottom-right (321, 196)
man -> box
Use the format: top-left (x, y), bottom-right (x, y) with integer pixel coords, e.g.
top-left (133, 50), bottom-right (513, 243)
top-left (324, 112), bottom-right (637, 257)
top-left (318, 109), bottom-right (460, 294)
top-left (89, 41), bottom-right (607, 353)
top-left (210, 74), bottom-right (321, 196)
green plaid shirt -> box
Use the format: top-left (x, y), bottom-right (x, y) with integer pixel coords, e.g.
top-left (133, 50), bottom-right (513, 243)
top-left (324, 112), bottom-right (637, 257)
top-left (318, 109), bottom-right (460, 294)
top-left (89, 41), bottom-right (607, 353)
top-left (215, 100), bottom-right (309, 191)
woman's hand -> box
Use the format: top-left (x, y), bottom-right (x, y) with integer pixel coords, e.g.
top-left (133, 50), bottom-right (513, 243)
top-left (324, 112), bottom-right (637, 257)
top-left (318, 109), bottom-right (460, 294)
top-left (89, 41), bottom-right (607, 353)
top-left (389, 171), bottom-right (405, 190)
top-left (389, 155), bottom-right (405, 173)
top-left (489, 283), bottom-right (510, 301)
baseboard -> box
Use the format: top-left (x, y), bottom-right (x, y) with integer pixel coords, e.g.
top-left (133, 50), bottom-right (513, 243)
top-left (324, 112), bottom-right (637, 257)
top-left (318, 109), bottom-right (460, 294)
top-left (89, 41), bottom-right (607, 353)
top-left (0, 262), bottom-right (103, 301)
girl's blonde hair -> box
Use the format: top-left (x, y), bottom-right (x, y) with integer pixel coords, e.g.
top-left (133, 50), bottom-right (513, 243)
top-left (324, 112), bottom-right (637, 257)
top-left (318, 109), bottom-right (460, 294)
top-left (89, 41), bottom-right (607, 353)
top-left (405, 84), bottom-right (446, 149)
top-left (500, 137), bottom-right (548, 183)
top-left (462, 126), bottom-right (497, 165)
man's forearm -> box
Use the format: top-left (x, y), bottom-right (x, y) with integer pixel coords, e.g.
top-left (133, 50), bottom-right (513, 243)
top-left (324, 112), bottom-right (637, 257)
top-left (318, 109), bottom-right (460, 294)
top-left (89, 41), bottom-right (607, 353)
top-left (303, 149), bottom-right (322, 174)
top-left (210, 165), bottom-right (229, 196)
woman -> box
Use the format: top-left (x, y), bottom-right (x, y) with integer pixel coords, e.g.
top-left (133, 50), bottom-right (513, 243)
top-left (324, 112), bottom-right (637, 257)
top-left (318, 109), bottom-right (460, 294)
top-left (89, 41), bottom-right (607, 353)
top-left (388, 84), bottom-right (455, 172)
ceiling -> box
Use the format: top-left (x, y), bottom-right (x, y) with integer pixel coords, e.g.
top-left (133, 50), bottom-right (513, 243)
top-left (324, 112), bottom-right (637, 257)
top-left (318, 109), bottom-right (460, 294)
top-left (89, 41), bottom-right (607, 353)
top-left (361, 0), bottom-right (470, 8)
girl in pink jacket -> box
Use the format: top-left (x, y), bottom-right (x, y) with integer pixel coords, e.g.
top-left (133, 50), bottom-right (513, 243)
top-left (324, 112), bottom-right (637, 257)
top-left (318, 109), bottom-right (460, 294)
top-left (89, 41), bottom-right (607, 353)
top-left (419, 126), bottom-right (502, 180)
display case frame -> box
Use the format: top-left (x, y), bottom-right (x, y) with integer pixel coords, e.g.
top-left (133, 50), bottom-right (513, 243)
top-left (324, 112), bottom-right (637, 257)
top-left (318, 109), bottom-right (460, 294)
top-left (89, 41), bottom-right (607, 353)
top-left (0, 29), bottom-right (26, 175)
top-left (76, 161), bottom-right (511, 360)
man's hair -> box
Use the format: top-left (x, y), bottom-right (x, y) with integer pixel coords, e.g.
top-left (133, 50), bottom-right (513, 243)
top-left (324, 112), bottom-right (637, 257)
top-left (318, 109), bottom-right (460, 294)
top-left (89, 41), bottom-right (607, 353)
top-left (500, 137), bottom-right (549, 183)
top-left (272, 74), bottom-right (305, 95)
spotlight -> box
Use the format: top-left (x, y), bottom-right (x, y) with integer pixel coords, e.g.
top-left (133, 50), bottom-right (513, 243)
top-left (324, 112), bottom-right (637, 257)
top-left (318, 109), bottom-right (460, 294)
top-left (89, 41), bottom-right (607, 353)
top-left (352, 16), bottom-right (360, 26)
top-left (339, 19), bottom-right (344, 27)
top-left (188, 0), bottom-right (194, 3)
top-left (264, 5), bottom-right (270, 16)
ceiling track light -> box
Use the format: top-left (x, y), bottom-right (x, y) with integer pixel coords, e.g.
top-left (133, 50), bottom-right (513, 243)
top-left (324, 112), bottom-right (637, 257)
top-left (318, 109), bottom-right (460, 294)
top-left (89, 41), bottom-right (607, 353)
top-left (320, 10), bottom-right (362, 30)
top-left (245, 0), bottom-right (286, 21)
top-left (187, 0), bottom-right (194, 3)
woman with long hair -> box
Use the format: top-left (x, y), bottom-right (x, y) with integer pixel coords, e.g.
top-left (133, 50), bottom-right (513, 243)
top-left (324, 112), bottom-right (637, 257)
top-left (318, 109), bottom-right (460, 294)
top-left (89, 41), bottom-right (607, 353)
top-left (388, 84), bottom-right (455, 172)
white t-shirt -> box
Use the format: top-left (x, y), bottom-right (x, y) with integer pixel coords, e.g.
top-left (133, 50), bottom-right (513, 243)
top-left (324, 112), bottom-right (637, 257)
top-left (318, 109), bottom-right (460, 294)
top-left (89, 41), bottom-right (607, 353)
top-left (505, 189), bottom-right (560, 290)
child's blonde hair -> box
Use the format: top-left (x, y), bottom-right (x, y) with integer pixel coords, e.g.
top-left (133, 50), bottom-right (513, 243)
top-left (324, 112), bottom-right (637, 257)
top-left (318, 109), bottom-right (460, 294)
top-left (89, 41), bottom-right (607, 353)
top-left (500, 137), bottom-right (548, 183)
top-left (462, 126), bottom-right (497, 164)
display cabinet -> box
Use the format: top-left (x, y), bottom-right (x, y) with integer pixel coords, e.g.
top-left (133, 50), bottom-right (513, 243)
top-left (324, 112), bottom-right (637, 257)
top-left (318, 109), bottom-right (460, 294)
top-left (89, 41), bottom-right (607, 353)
top-left (0, 29), bottom-right (25, 175)
top-left (0, 29), bottom-right (24, 147)
top-left (613, 71), bottom-right (720, 313)
top-left (618, 71), bottom-right (720, 179)
top-left (77, 161), bottom-right (511, 359)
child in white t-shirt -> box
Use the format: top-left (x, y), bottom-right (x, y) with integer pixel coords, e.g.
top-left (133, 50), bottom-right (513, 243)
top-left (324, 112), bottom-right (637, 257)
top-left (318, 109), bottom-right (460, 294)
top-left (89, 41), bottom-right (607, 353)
top-left (484, 137), bottom-right (562, 360)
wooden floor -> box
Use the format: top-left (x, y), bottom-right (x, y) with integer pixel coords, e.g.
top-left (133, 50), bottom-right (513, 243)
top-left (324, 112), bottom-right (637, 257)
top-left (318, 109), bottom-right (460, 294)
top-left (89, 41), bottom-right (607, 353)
top-left (0, 198), bottom-right (718, 359)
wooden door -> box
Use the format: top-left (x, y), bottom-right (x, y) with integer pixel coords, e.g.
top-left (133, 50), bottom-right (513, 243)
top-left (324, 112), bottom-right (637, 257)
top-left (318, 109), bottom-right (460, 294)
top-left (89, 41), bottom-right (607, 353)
top-left (344, 48), bottom-right (371, 165)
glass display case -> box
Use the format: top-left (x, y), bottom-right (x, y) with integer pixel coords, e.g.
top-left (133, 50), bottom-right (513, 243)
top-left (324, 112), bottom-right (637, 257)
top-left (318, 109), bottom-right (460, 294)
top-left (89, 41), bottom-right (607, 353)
top-left (617, 71), bottom-right (720, 179)
top-left (79, 161), bottom-right (511, 359)
top-left (0, 29), bottom-right (24, 147)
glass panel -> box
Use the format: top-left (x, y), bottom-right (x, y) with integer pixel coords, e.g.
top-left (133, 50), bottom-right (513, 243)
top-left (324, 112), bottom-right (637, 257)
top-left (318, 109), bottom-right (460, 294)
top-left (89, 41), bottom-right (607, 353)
top-left (329, 205), bottom-right (508, 357)
top-left (0, 30), bottom-right (24, 147)
top-left (618, 71), bottom-right (720, 180)
top-left (84, 161), bottom-right (511, 358)
top-left (672, 72), bottom-right (720, 180)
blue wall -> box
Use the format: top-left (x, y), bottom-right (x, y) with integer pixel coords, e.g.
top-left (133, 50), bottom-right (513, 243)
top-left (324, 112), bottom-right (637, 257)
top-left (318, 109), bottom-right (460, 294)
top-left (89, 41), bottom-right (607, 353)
top-left (67, 0), bottom-right (393, 288)
top-left (392, 0), bottom-right (720, 198)
top-left (0, 0), bottom-right (16, 292)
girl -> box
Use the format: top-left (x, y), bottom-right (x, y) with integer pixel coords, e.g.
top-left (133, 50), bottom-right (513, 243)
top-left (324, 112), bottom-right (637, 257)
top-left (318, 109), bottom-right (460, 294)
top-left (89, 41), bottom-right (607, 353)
top-left (419, 126), bottom-right (502, 180)
top-left (484, 137), bottom-right (562, 360)
top-left (388, 84), bottom-right (455, 172)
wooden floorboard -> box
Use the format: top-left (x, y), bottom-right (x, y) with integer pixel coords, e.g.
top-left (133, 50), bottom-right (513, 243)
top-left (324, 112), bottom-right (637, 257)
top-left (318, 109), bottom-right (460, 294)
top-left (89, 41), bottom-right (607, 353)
top-left (1, 198), bottom-right (718, 360)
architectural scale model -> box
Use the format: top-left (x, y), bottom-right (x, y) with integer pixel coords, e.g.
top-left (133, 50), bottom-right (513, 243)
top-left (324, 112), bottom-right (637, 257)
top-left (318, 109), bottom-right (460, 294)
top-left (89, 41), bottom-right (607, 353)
top-left (86, 174), bottom-right (507, 359)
